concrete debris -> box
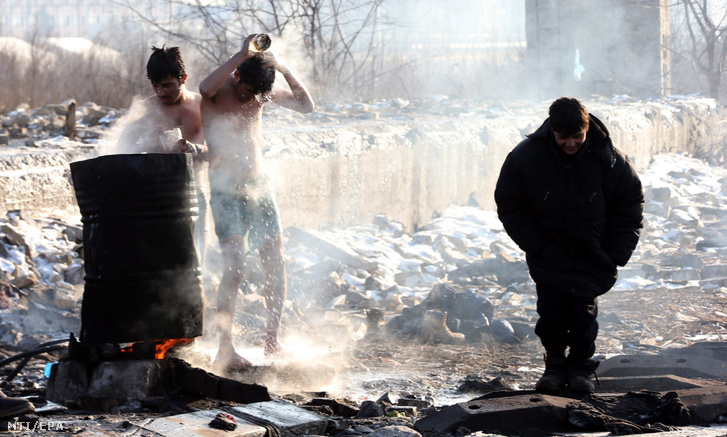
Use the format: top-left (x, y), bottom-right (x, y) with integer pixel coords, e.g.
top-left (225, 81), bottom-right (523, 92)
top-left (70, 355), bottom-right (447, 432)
top-left (228, 399), bottom-right (328, 437)
top-left (137, 409), bottom-right (265, 437)
top-left (598, 353), bottom-right (727, 379)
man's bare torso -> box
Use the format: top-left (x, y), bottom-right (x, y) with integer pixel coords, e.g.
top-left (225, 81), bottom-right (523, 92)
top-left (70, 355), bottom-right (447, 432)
top-left (117, 88), bottom-right (205, 177)
top-left (201, 82), bottom-right (266, 183)
top-left (139, 91), bottom-right (204, 149)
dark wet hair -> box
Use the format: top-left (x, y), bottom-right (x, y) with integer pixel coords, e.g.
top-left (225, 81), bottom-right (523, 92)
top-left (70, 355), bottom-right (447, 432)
top-left (236, 54), bottom-right (276, 95)
top-left (146, 46), bottom-right (185, 85)
top-left (549, 97), bottom-right (589, 136)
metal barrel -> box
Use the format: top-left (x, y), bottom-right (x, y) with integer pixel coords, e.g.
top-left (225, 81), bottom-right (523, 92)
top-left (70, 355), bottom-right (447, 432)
top-left (70, 153), bottom-right (203, 344)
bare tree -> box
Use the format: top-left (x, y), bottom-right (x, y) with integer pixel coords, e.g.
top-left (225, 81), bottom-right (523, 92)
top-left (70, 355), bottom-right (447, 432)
top-left (671, 0), bottom-right (727, 100)
top-left (111, 0), bottom-right (386, 100)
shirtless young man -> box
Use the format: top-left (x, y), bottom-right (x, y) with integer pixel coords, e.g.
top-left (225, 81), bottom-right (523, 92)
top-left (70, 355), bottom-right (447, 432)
top-left (117, 46), bottom-right (210, 265)
top-left (199, 34), bottom-right (314, 370)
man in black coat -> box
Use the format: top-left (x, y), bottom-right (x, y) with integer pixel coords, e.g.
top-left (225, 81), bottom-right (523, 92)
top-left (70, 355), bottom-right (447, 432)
top-left (494, 97), bottom-right (644, 393)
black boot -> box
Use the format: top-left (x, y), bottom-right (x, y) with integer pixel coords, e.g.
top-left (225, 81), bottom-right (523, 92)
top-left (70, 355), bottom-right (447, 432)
top-left (568, 358), bottom-right (599, 393)
top-left (535, 354), bottom-right (568, 392)
top-left (0, 390), bottom-right (34, 418)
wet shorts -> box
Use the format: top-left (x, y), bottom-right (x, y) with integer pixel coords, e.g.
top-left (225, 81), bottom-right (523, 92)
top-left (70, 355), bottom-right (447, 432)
top-left (209, 171), bottom-right (282, 252)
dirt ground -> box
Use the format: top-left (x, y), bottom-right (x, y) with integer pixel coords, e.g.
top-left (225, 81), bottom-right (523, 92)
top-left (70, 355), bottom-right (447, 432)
top-left (332, 283), bottom-right (727, 401)
top-left (2, 282), bottom-right (724, 436)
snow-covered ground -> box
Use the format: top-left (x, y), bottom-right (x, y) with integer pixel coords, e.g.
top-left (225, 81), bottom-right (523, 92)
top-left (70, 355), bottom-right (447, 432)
top-left (285, 151), bottom-right (727, 316)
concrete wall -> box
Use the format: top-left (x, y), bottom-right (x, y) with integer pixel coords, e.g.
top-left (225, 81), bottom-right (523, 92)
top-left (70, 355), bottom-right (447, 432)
top-left (263, 98), bottom-right (726, 231)
top-left (526, 0), bottom-right (670, 100)
top-left (1, 98), bottom-right (724, 231)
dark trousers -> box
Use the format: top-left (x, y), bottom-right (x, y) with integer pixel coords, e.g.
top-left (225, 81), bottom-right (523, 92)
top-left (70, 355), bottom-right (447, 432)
top-left (534, 283), bottom-right (598, 361)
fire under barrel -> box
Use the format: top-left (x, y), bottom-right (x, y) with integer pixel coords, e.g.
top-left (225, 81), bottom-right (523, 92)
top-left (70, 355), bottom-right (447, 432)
top-left (70, 153), bottom-right (203, 344)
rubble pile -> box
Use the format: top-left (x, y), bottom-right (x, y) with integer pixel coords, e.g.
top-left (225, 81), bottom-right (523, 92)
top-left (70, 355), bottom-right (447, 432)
top-left (0, 99), bottom-right (119, 146)
top-left (0, 210), bottom-right (83, 347)
top-left (278, 154), bottom-right (727, 355)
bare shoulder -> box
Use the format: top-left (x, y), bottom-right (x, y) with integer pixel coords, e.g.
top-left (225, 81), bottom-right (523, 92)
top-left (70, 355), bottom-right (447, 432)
top-left (187, 90), bottom-right (203, 105)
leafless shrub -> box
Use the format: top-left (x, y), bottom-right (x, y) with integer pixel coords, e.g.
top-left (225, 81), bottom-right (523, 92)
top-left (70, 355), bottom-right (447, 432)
top-left (0, 24), bottom-right (146, 114)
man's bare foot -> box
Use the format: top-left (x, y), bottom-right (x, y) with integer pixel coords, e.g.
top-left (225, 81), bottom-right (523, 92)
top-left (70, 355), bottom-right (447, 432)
top-left (264, 337), bottom-right (283, 356)
top-left (214, 350), bottom-right (253, 372)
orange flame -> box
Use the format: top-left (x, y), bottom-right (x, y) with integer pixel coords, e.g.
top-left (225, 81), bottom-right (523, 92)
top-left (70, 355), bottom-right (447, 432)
top-left (120, 338), bottom-right (194, 359)
top-left (154, 338), bottom-right (193, 359)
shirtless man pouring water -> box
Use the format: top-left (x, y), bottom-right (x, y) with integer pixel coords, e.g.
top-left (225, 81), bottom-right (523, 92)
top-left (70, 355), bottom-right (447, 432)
top-left (199, 34), bottom-right (314, 370)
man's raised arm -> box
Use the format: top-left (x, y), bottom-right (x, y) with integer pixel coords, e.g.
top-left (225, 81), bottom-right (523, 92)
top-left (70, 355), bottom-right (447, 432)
top-left (199, 35), bottom-right (255, 99)
top-left (271, 58), bottom-right (315, 114)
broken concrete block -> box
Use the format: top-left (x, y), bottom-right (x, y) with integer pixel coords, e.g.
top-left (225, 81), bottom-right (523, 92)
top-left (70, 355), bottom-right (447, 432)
top-left (598, 354), bottom-right (727, 379)
top-left (678, 385), bottom-right (727, 424)
top-left (46, 359), bottom-right (92, 403)
top-left (309, 398), bottom-right (359, 417)
top-left (217, 378), bottom-right (271, 404)
top-left (701, 264), bottom-right (727, 279)
top-left (660, 253), bottom-right (704, 269)
top-left (369, 425), bottom-right (421, 437)
top-left (659, 267), bottom-right (700, 282)
top-left (10, 273), bottom-right (39, 290)
top-left (87, 360), bottom-right (167, 399)
top-left (414, 393), bottom-right (572, 435)
top-left (228, 399), bottom-right (327, 437)
top-left (137, 409), bottom-right (266, 437)
top-left (596, 375), bottom-right (710, 393)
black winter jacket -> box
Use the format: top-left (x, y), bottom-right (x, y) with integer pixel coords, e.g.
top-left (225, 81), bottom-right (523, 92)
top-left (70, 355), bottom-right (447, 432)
top-left (494, 115), bottom-right (644, 297)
